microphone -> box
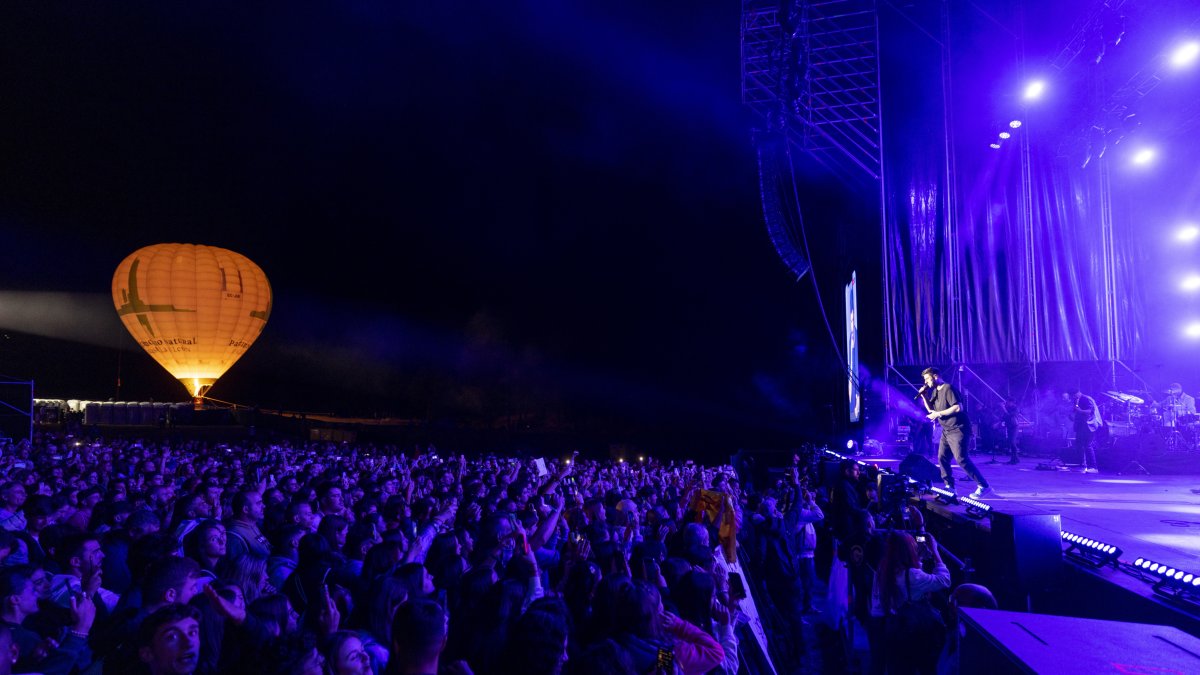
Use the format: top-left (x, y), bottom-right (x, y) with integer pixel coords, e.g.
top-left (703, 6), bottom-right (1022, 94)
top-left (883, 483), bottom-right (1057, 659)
top-left (913, 385), bottom-right (928, 401)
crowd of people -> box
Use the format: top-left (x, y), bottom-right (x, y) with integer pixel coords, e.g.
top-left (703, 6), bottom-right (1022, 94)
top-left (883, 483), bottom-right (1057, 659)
top-left (824, 458), bottom-right (1001, 675)
top-left (0, 429), bottom-right (1004, 675)
top-left (0, 432), bottom-right (787, 675)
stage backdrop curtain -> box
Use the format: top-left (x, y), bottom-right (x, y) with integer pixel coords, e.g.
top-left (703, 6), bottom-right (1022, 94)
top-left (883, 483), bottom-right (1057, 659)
top-left (882, 6), bottom-right (1142, 367)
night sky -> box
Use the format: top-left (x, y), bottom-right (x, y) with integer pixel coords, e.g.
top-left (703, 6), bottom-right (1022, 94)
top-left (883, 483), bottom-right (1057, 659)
top-left (0, 2), bottom-right (867, 443)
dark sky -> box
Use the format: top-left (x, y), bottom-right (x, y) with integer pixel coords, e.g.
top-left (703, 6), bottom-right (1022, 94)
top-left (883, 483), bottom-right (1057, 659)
top-left (0, 1), bottom-right (865, 442)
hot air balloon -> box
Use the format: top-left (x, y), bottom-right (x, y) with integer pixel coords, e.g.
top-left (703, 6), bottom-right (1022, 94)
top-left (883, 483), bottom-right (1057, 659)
top-left (112, 243), bottom-right (272, 403)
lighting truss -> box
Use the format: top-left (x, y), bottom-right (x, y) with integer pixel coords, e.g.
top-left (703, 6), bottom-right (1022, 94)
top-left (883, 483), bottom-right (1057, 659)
top-left (740, 0), bottom-right (881, 181)
top-left (1061, 530), bottom-right (1122, 568)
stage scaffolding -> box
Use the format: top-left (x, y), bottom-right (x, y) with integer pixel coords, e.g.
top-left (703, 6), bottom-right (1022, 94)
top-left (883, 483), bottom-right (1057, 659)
top-left (741, 1), bottom-right (1142, 447)
top-left (741, 0), bottom-right (882, 182)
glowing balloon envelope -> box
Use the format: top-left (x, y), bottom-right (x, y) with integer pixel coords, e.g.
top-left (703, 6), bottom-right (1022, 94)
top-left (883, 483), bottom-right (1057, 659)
top-left (112, 243), bottom-right (272, 400)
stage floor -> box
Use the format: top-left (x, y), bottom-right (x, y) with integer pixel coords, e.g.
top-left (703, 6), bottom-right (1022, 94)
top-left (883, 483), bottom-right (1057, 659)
top-left (871, 456), bottom-right (1200, 576)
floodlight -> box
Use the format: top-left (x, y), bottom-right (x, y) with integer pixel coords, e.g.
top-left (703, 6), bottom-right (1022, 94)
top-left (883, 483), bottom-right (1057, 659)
top-left (960, 495), bottom-right (992, 519)
top-left (1023, 80), bottom-right (1046, 100)
top-left (1181, 276), bottom-right (1200, 291)
top-left (1170, 41), bottom-right (1200, 68)
top-left (1177, 225), bottom-right (1200, 242)
top-left (1184, 322), bottom-right (1200, 338)
top-left (929, 485), bottom-right (958, 505)
top-left (1132, 148), bottom-right (1156, 165)
top-left (1061, 529), bottom-right (1121, 568)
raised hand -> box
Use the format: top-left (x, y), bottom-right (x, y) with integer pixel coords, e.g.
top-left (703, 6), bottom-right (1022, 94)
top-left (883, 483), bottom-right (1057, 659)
top-left (318, 585), bottom-right (341, 633)
top-left (203, 583), bottom-right (246, 625)
top-left (70, 593), bottom-right (96, 633)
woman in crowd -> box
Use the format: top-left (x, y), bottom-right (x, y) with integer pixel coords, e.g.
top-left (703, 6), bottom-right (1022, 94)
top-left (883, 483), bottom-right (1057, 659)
top-left (871, 530), bottom-right (951, 675)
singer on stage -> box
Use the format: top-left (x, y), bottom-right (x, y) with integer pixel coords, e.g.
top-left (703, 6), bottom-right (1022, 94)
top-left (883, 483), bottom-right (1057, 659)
top-left (917, 367), bottom-right (993, 498)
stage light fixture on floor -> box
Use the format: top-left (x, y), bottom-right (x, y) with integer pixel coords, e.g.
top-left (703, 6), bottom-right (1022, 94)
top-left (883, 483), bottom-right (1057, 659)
top-left (1023, 80), bottom-right (1046, 100)
top-left (1131, 557), bottom-right (1200, 604)
top-left (959, 495), bottom-right (992, 519)
top-left (1170, 41), bottom-right (1200, 68)
top-left (929, 485), bottom-right (958, 505)
top-left (1062, 530), bottom-right (1121, 568)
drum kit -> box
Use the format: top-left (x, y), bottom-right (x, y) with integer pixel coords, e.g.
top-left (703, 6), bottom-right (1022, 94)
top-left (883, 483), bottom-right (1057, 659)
top-left (1102, 389), bottom-right (1200, 451)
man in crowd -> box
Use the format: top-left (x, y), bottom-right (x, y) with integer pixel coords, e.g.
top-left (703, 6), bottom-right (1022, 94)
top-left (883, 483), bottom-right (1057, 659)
top-left (137, 604), bottom-right (201, 675)
top-left (225, 490), bottom-right (270, 559)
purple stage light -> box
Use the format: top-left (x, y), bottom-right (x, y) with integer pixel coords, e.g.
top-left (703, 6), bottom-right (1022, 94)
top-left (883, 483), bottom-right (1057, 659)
top-left (1170, 41), bottom-right (1200, 68)
top-left (846, 439), bottom-right (855, 450)
top-left (1009, 120), bottom-right (1023, 129)
top-left (989, 142), bottom-right (1001, 149)
top-left (1132, 147), bottom-right (1156, 165)
top-left (998, 131), bottom-right (1011, 139)
top-left (1178, 225), bottom-right (1200, 242)
top-left (1023, 80), bottom-right (1046, 100)
top-left (1181, 276), bottom-right (1200, 291)
top-left (1184, 322), bottom-right (1200, 338)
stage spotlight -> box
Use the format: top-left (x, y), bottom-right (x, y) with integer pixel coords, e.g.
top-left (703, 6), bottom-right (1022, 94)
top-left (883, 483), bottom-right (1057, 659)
top-left (989, 142), bottom-right (1002, 149)
top-left (1139, 557), bottom-right (1200, 600)
top-left (1170, 41), bottom-right (1200, 68)
top-left (1177, 225), bottom-right (1200, 242)
top-left (1062, 529), bottom-right (1121, 568)
top-left (1131, 147), bottom-right (1156, 165)
top-left (998, 131), bottom-right (1011, 139)
top-left (846, 439), bottom-right (856, 450)
top-left (1009, 119), bottom-right (1023, 129)
top-left (1181, 276), bottom-right (1200, 291)
top-left (1184, 322), bottom-right (1200, 338)
top-left (959, 495), bottom-right (992, 519)
top-left (929, 485), bottom-right (958, 505)
top-left (1023, 80), bottom-right (1046, 100)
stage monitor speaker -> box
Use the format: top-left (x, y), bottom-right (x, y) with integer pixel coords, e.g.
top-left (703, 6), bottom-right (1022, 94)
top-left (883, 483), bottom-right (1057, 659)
top-left (959, 607), bottom-right (1200, 674)
top-left (898, 452), bottom-right (941, 485)
top-left (819, 457), bottom-right (844, 491)
top-left (988, 506), bottom-right (1062, 608)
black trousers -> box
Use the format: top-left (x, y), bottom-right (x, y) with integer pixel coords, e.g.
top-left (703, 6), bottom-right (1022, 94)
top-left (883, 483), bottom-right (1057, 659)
top-left (937, 426), bottom-right (989, 489)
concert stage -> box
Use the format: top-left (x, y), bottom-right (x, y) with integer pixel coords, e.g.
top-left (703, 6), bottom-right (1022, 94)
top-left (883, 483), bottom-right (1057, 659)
top-left (936, 460), bottom-right (1200, 576)
top-left (882, 456), bottom-right (1200, 636)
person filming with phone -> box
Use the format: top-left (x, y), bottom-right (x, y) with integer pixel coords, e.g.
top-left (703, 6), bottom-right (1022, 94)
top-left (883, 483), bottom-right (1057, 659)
top-left (869, 530), bottom-right (950, 675)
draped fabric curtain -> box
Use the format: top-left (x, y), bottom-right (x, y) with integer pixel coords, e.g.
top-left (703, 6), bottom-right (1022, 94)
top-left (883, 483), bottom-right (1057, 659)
top-left (882, 6), bottom-right (1142, 367)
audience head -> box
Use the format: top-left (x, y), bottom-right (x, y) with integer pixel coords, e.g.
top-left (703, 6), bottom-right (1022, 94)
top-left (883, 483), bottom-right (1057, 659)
top-left (391, 598), bottom-right (448, 670)
top-left (143, 555), bottom-right (202, 609)
top-left (325, 630), bottom-right (371, 675)
top-left (137, 603), bottom-right (202, 675)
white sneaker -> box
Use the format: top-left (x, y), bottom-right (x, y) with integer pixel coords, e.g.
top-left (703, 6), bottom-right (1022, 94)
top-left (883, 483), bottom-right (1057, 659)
top-left (1083, 467), bottom-right (1099, 474)
top-left (970, 485), bottom-right (993, 499)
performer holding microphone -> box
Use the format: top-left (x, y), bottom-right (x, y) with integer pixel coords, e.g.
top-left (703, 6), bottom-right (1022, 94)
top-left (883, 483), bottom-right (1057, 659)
top-left (916, 367), bottom-right (993, 498)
